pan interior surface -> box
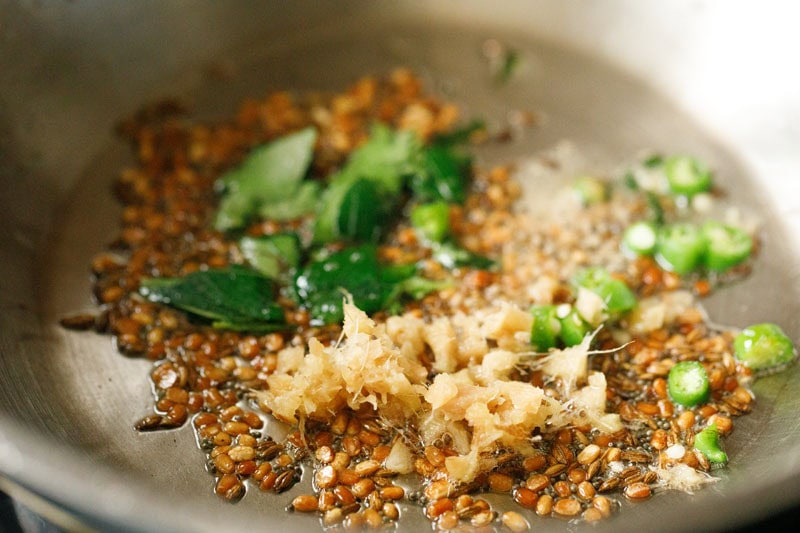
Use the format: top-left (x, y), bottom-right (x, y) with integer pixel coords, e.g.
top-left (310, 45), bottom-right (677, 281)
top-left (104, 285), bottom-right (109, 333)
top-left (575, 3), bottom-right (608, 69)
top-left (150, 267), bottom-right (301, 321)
top-left (2, 3), bottom-right (800, 532)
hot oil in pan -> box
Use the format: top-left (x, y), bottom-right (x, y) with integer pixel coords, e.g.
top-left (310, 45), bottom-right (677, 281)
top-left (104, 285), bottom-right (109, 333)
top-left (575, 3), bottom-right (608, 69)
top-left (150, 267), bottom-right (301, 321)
top-left (37, 20), bottom-right (800, 532)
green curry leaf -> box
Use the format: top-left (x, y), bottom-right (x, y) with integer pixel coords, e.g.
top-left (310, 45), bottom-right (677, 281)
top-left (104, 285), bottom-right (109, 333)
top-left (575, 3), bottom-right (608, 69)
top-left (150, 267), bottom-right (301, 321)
top-left (239, 233), bottom-right (301, 281)
top-left (409, 144), bottom-right (469, 204)
top-left (294, 244), bottom-right (386, 325)
top-left (139, 266), bottom-right (286, 329)
top-left (431, 240), bottom-right (495, 270)
top-left (293, 244), bottom-right (445, 325)
top-left (313, 124), bottom-right (421, 243)
top-left (213, 127), bottom-right (318, 232)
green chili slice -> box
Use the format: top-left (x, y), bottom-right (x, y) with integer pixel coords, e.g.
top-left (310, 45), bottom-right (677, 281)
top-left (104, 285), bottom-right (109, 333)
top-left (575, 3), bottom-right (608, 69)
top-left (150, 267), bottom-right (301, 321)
top-left (667, 361), bottom-right (710, 407)
top-left (694, 423), bottom-right (728, 464)
top-left (701, 221), bottom-right (753, 272)
top-left (410, 201), bottom-right (450, 243)
top-left (622, 221), bottom-right (658, 257)
top-left (572, 267), bottom-right (637, 314)
top-left (556, 305), bottom-right (589, 347)
top-left (530, 305), bottom-right (560, 351)
top-left (664, 155), bottom-right (712, 197)
top-left (572, 176), bottom-right (609, 206)
top-left (733, 323), bottom-right (796, 371)
top-left (655, 223), bottom-right (707, 275)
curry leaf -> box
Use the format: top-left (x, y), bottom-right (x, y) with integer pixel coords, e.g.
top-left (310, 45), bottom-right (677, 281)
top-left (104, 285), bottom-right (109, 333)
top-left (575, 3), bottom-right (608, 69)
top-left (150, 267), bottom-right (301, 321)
top-left (213, 127), bottom-right (317, 231)
top-left (239, 233), bottom-right (301, 281)
top-left (294, 244), bottom-right (387, 325)
top-left (337, 178), bottom-right (382, 242)
top-left (293, 244), bottom-right (445, 325)
top-left (313, 124), bottom-right (421, 243)
top-left (409, 144), bottom-right (469, 204)
top-left (382, 277), bottom-right (451, 316)
top-left (139, 266), bottom-right (285, 328)
top-left (209, 320), bottom-right (290, 333)
top-left (336, 123), bottom-right (421, 197)
top-left (432, 119), bottom-right (485, 146)
top-left (257, 181), bottom-right (320, 221)
top-left (431, 240), bottom-right (494, 270)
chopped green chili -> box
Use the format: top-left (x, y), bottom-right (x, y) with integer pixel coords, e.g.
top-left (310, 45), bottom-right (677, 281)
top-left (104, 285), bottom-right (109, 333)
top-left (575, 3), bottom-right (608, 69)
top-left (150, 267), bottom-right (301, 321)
top-left (556, 305), bottom-right (589, 347)
top-left (410, 201), bottom-right (450, 243)
top-left (664, 155), bottom-right (712, 197)
top-left (530, 305), bottom-right (560, 351)
top-left (572, 176), bottom-right (609, 206)
top-left (667, 361), bottom-right (710, 407)
top-left (733, 323), bottom-right (796, 371)
top-left (655, 223), bottom-right (707, 275)
top-left (694, 423), bottom-right (728, 464)
top-left (622, 221), bottom-right (658, 257)
top-left (572, 267), bottom-right (637, 314)
top-left (701, 221), bottom-right (753, 272)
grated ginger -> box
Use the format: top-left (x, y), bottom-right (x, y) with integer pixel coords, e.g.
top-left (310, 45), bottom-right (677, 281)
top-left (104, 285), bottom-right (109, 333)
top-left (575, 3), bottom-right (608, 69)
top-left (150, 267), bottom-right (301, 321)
top-left (651, 464), bottom-right (718, 494)
top-left (256, 300), bottom-right (426, 424)
top-left (257, 299), bottom-right (621, 483)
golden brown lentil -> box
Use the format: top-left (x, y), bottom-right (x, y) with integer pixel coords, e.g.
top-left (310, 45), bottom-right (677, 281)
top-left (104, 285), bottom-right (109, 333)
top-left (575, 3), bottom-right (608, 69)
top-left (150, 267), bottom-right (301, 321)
top-left (354, 459), bottom-right (381, 477)
top-left (363, 507), bottom-right (382, 528)
top-left (512, 487), bottom-right (538, 509)
top-left (577, 480), bottom-right (596, 500)
top-left (592, 495), bottom-right (613, 517)
top-left (577, 444), bottom-right (601, 465)
top-left (525, 473), bottom-right (550, 493)
top-left (338, 469), bottom-right (360, 487)
top-left (343, 511), bottom-right (365, 529)
top-left (334, 485), bottom-right (356, 506)
top-left (235, 459), bottom-right (256, 476)
top-left (523, 454), bottom-right (547, 472)
top-left (314, 465), bottom-right (338, 489)
top-left (623, 482), bottom-right (652, 500)
top-left (291, 494), bottom-right (318, 513)
top-left (501, 510), bottom-right (529, 532)
top-left (382, 502), bottom-right (400, 521)
top-left (436, 510), bottom-right (460, 531)
top-left (554, 497), bottom-right (582, 517)
top-left (553, 480), bottom-right (572, 498)
top-left (425, 480), bottom-right (453, 501)
top-left (567, 467), bottom-right (586, 484)
top-left (488, 472), bottom-right (514, 493)
top-left (323, 508), bottom-right (344, 526)
top-left (426, 498), bottom-right (454, 520)
top-left (470, 510), bottom-right (495, 528)
top-left (536, 494), bottom-right (553, 516)
top-left (379, 485), bottom-right (404, 501)
top-left (584, 507), bottom-right (604, 523)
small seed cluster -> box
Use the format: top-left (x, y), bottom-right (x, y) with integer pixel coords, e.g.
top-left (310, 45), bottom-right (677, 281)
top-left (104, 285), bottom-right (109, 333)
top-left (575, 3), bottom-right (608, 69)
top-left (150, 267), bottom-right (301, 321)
top-left (414, 429), bottom-right (619, 530)
top-left (61, 70), bottom-right (758, 531)
top-left (284, 414), bottom-right (410, 528)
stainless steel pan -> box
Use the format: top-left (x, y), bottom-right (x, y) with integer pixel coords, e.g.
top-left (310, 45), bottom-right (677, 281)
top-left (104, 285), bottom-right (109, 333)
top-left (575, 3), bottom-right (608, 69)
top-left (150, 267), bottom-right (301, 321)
top-left (2, 1), bottom-right (799, 531)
